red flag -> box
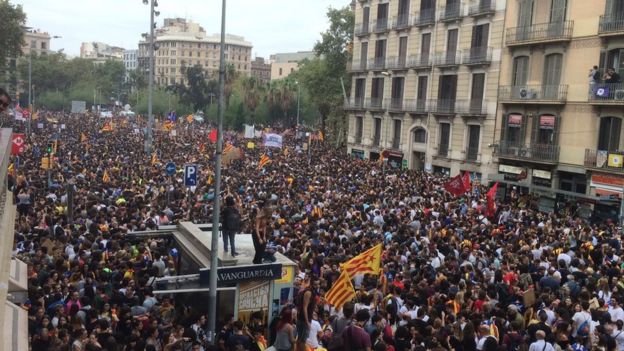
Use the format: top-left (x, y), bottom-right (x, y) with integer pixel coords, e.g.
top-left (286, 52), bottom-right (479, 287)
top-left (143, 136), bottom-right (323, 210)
top-left (444, 174), bottom-right (467, 196)
top-left (209, 129), bottom-right (217, 143)
top-left (11, 133), bottom-right (25, 155)
top-left (462, 171), bottom-right (471, 191)
top-left (486, 182), bottom-right (499, 218)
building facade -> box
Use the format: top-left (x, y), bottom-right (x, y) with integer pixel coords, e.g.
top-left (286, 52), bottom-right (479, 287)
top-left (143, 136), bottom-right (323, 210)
top-left (492, 0), bottom-right (624, 216)
top-left (270, 51), bottom-right (316, 80)
top-left (346, 0), bottom-right (505, 179)
top-left (138, 18), bottom-right (253, 86)
top-left (123, 49), bottom-right (139, 71)
top-left (80, 42), bottom-right (125, 62)
top-left (251, 57), bottom-right (271, 84)
top-left (22, 29), bottom-right (51, 56)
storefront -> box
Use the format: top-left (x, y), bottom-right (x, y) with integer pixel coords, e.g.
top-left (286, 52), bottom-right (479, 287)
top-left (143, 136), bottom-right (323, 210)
top-left (432, 166), bottom-right (450, 176)
top-left (369, 151), bottom-right (380, 161)
top-left (383, 150), bottom-right (404, 169)
top-left (532, 169), bottom-right (552, 188)
top-left (351, 149), bottom-right (365, 160)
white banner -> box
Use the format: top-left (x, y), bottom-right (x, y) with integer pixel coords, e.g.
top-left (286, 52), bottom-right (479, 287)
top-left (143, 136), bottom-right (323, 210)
top-left (263, 133), bottom-right (283, 148)
top-left (14, 110), bottom-right (24, 121)
top-left (244, 124), bottom-right (255, 139)
top-left (254, 130), bottom-right (263, 138)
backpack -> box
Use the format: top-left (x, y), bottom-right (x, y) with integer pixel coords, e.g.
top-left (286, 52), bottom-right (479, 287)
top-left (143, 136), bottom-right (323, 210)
top-left (224, 207), bottom-right (241, 231)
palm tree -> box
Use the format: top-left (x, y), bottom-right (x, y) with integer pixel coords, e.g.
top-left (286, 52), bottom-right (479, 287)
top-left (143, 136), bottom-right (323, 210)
top-left (224, 63), bottom-right (238, 107)
top-left (241, 76), bottom-right (265, 123)
top-left (266, 79), bottom-right (296, 126)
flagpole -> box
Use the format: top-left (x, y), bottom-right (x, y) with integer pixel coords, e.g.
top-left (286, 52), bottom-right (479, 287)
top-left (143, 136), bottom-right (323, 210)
top-left (208, 0), bottom-right (226, 345)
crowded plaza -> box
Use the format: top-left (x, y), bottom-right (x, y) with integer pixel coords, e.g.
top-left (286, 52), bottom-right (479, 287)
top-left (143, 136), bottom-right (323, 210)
top-left (1, 105), bottom-right (622, 351)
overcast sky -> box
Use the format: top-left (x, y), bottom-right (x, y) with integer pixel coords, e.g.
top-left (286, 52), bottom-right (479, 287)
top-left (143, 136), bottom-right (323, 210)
top-left (14, 0), bottom-right (348, 58)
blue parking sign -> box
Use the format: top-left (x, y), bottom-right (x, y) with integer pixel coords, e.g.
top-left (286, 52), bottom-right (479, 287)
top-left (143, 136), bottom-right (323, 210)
top-left (184, 165), bottom-right (198, 187)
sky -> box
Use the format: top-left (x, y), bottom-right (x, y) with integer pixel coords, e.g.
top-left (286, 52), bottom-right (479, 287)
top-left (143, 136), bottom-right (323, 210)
top-left (14, 0), bottom-right (349, 58)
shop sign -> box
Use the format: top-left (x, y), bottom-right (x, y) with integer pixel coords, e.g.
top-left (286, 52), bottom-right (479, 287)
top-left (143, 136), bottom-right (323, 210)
top-left (532, 177), bottom-right (552, 187)
top-left (532, 169), bottom-right (552, 179)
top-left (499, 164), bottom-right (523, 174)
top-left (591, 173), bottom-right (624, 188)
top-left (199, 263), bottom-right (282, 285)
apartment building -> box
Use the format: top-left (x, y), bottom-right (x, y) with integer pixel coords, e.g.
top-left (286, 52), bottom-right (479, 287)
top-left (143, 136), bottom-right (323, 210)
top-left (251, 56), bottom-right (271, 84)
top-left (22, 29), bottom-right (51, 56)
top-left (138, 18), bottom-right (252, 86)
top-left (345, 0), bottom-right (505, 180)
top-left (80, 42), bottom-right (125, 62)
top-left (491, 0), bottom-right (624, 216)
top-left (270, 51), bottom-right (316, 80)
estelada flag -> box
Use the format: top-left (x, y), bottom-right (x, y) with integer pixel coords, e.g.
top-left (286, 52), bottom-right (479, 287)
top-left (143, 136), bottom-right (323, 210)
top-left (462, 171), bottom-right (471, 191)
top-left (486, 182), bottom-right (499, 218)
top-left (444, 174), bottom-right (467, 196)
top-left (186, 114), bottom-right (194, 123)
top-left (257, 154), bottom-right (271, 170)
top-left (324, 270), bottom-right (356, 309)
top-left (209, 129), bottom-right (218, 143)
top-left (101, 121), bottom-right (113, 132)
top-left (340, 243), bottom-right (382, 277)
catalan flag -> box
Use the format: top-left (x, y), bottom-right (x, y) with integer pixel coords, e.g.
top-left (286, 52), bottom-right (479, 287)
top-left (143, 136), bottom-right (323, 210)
top-left (318, 131), bottom-right (324, 141)
top-left (324, 270), bottom-right (356, 309)
top-left (163, 120), bottom-right (174, 132)
top-left (340, 243), bottom-right (382, 277)
top-left (223, 142), bottom-right (234, 154)
top-left (199, 142), bottom-right (206, 154)
top-left (258, 154), bottom-right (271, 170)
top-left (186, 114), bottom-right (194, 123)
top-left (102, 170), bottom-right (111, 183)
top-left (7, 163), bottom-right (14, 176)
top-left (80, 133), bottom-right (88, 143)
top-left (151, 153), bottom-right (158, 166)
top-left (312, 206), bottom-right (323, 218)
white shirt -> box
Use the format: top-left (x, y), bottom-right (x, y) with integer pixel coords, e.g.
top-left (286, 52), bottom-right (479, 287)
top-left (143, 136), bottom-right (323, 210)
top-left (612, 329), bottom-right (624, 351)
top-left (306, 319), bottom-right (322, 348)
top-left (529, 340), bottom-right (555, 351)
top-left (572, 311), bottom-right (592, 337)
top-left (610, 306), bottom-right (624, 322)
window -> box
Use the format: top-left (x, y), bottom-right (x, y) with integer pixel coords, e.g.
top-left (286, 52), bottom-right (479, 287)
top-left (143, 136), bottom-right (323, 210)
top-left (467, 125), bottom-right (480, 161)
top-left (170, 59), bottom-right (176, 65)
top-left (373, 118), bottom-right (382, 146)
top-left (516, 0), bottom-right (534, 41)
top-left (279, 68), bottom-right (283, 76)
top-left (392, 119), bottom-right (402, 149)
top-left (598, 117), bottom-right (622, 151)
top-left (371, 77), bottom-right (384, 108)
top-left (470, 73), bottom-right (485, 112)
top-left (543, 54), bottom-right (563, 99)
top-left (416, 76), bottom-right (428, 111)
top-left (505, 114), bottom-right (524, 145)
top-left (171, 50), bottom-right (176, 56)
top-left (413, 128), bottom-right (427, 143)
top-left (30, 40), bottom-right (36, 48)
top-left (290, 68), bottom-right (294, 73)
top-left (41, 42), bottom-right (47, 50)
top-left (535, 114), bottom-right (557, 145)
top-left (374, 39), bottom-right (386, 66)
top-left (355, 116), bottom-right (363, 143)
top-left (360, 42), bottom-right (368, 67)
top-left (512, 56), bottom-right (529, 86)
top-left (439, 123), bottom-right (451, 157)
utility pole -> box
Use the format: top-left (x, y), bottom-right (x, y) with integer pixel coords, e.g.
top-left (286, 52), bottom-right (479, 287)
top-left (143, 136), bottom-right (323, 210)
top-left (145, 0), bottom-right (156, 155)
top-left (27, 54), bottom-right (31, 136)
top-left (296, 81), bottom-right (300, 127)
top-left (208, 0), bottom-right (226, 345)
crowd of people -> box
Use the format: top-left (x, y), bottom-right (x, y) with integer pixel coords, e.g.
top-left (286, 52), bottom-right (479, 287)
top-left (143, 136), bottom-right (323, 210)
top-left (3, 105), bottom-right (624, 351)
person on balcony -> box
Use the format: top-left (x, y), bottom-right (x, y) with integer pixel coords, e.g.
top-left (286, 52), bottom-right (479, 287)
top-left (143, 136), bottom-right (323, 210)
top-left (589, 65), bottom-right (600, 98)
top-left (604, 67), bottom-right (621, 84)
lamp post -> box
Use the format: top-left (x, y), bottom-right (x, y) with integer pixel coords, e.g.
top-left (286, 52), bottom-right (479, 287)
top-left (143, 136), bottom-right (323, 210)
top-left (143, 0), bottom-right (158, 155)
top-left (381, 71), bottom-right (392, 173)
top-left (208, 0), bottom-right (227, 345)
top-left (295, 80), bottom-right (300, 127)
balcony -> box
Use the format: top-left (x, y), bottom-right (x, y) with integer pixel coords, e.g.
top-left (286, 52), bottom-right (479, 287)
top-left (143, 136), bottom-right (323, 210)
top-left (468, 0), bottom-right (496, 17)
top-left (404, 99), bottom-right (429, 114)
top-left (465, 146), bottom-right (480, 162)
top-left (413, 9), bottom-right (436, 27)
top-left (599, 15), bottom-right (624, 36)
top-left (457, 99), bottom-right (488, 116)
top-left (354, 23), bottom-right (370, 37)
top-left (440, 3), bottom-right (464, 23)
top-left (462, 47), bottom-right (492, 66)
top-left (408, 54), bottom-right (433, 69)
top-left (385, 98), bottom-right (405, 112)
top-left (392, 14), bottom-right (411, 30)
top-left (373, 18), bottom-right (389, 33)
top-left (429, 99), bottom-right (458, 115)
top-left (434, 51), bottom-right (461, 67)
top-left (386, 56), bottom-right (408, 70)
top-left (505, 21), bottom-right (574, 46)
top-left (498, 141), bottom-right (560, 163)
top-left (498, 85), bottom-right (568, 104)
top-left (347, 60), bottom-right (367, 72)
top-left (585, 149), bottom-right (624, 172)
top-left (344, 97), bottom-right (365, 110)
top-left (368, 57), bottom-right (386, 71)
top-left (589, 83), bottom-right (624, 104)
top-left (365, 97), bottom-right (384, 110)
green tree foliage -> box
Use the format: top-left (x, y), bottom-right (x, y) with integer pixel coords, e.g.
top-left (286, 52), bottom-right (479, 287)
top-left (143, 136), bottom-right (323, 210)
top-left (170, 64), bottom-right (217, 112)
top-left (0, 1), bottom-right (26, 68)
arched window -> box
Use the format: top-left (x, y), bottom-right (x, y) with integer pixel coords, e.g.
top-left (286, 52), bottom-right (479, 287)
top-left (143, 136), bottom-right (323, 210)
top-left (413, 128), bottom-right (427, 143)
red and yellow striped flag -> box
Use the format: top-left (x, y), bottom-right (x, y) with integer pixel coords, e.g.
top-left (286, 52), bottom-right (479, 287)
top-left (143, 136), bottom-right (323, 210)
top-left (325, 270), bottom-right (356, 309)
top-left (340, 243), bottom-right (382, 277)
top-left (258, 154), bottom-right (271, 170)
top-left (102, 170), bottom-right (111, 183)
top-left (151, 153), bottom-right (158, 166)
top-left (223, 142), bottom-right (234, 154)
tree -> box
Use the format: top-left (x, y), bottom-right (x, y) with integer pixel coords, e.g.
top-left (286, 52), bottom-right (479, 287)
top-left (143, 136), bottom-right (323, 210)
top-left (0, 1), bottom-right (26, 68)
top-left (267, 79), bottom-right (296, 126)
top-left (240, 76), bottom-right (265, 123)
top-left (303, 5), bottom-right (354, 143)
top-left (172, 64), bottom-right (217, 112)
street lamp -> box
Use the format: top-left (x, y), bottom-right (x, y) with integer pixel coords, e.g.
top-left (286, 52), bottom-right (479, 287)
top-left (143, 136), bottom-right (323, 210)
top-left (295, 80), bottom-right (300, 127)
top-left (143, 0), bottom-right (158, 154)
top-left (381, 71), bottom-right (392, 173)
